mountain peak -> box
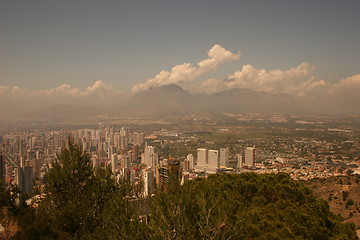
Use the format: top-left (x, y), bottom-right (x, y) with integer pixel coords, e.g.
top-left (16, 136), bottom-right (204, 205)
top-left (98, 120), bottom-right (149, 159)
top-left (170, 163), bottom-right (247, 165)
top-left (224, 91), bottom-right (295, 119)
top-left (148, 84), bottom-right (188, 93)
top-left (135, 84), bottom-right (190, 97)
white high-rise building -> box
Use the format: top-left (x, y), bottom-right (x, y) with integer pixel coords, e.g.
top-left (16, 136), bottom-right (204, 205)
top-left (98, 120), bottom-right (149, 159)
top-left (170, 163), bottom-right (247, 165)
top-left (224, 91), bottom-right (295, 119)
top-left (196, 148), bottom-right (208, 169)
top-left (120, 135), bottom-right (126, 150)
top-left (245, 147), bottom-right (255, 167)
top-left (183, 159), bottom-right (190, 171)
top-left (125, 155), bottom-right (130, 168)
top-left (132, 132), bottom-right (144, 146)
top-left (142, 145), bottom-right (158, 170)
top-left (208, 150), bottom-right (219, 172)
top-left (114, 132), bottom-right (120, 148)
top-left (219, 147), bottom-right (229, 167)
top-left (120, 127), bottom-right (130, 146)
top-left (237, 154), bottom-right (244, 169)
top-left (111, 153), bottom-right (118, 173)
top-left (186, 154), bottom-right (195, 170)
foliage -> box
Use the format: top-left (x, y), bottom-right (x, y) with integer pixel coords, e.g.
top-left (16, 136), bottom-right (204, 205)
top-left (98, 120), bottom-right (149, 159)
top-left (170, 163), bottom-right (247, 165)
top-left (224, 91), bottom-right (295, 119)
top-left (0, 180), bottom-right (21, 239)
top-left (347, 199), bottom-right (355, 206)
top-left (0, 208), bottom-right (20, 240)
top-left (145, 173), bottom-right (358, 240)
top-left (0, 180), bottom-right (18, 215)
top-left (17, 142), bottom-right (129, 240)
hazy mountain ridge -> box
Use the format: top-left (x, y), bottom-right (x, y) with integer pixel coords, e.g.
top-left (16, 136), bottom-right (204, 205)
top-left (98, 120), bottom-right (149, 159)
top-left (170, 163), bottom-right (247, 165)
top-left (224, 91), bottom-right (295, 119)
top-left (0, 84), bottom-right (304, 123)
top-left (129, 84), bottom-right (303, 114)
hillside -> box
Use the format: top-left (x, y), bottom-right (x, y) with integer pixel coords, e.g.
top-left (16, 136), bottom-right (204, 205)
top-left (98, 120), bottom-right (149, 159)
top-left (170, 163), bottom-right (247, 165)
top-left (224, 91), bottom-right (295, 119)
top-left (305, 175), bottom-right (360, 235)
top-left (146, 173), bottom-right (357, 239)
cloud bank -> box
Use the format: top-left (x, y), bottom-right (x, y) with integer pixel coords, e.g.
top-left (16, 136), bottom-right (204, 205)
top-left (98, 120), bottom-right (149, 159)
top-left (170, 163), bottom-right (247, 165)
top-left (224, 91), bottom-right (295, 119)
top-left (0, 81), bottom-right (126, 112)
top-left (196, 62), bottom-right (319, 95)
top-left (131, 44), bottom-right (240, 93)
top-left (1, 45), bottom-right (360, 114)
top-left (0, 80), bottom-right (116, 99)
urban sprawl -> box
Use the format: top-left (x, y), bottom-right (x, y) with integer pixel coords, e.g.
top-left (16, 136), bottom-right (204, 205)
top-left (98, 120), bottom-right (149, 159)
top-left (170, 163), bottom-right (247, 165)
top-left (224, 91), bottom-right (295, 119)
top-left (1, 113), bottom-right (359, 198)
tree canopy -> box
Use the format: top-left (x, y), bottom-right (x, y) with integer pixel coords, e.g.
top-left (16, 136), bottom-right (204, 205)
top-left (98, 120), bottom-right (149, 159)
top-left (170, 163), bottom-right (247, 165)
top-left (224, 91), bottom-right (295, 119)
top-left (146, 173), bottom-right (357, 240)
top-left (18, 143), bottom-right (129, 240)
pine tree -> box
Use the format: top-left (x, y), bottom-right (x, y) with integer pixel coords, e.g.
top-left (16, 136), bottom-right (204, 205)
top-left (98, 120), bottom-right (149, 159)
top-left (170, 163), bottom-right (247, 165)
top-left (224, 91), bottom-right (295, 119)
top-left (19, 142), bottom-right (121, 239)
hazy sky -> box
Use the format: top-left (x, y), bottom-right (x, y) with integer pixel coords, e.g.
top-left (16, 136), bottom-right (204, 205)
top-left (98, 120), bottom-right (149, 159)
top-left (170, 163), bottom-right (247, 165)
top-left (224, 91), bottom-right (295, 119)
top-left (1, 0), bottom-right (360, 115)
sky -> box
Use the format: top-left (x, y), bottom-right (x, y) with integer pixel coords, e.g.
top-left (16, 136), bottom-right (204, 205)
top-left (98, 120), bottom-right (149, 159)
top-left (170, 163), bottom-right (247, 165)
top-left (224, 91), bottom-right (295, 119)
top-left (1, 0), bottom-right (360, 112)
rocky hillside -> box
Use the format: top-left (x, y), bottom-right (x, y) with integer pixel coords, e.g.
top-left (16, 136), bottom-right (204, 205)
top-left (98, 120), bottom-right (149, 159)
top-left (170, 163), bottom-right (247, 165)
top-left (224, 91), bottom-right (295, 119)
top-left (305, 175), bottom-right (360, 236)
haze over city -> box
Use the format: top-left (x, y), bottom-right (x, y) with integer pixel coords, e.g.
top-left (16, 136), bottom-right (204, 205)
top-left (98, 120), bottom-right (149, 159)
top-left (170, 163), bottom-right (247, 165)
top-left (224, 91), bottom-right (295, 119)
top-left (1, 0), bottom-right (360, 120)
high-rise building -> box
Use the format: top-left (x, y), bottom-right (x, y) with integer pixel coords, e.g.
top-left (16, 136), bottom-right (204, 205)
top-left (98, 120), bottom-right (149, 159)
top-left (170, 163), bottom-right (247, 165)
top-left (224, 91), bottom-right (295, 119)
top-left (15, 162), bottom-right (34, 196)
top-left (23, 164), bottom-right (34, 196)
top-left (186, 154), bottom-right (195, 170)
top-left (237, 154), bottom-right (244, 169)
top-left (219, 147), bottom-right (229, 167)
top-left (14, 167), bottom-right (23, 191)
top-left (208, 150), bottom-right (219, 172)
top-left (183, 159), bottom-right (190, 171)
top-left (196, 148), bottom-right (221, 172)
top-left (114, 132), bottom-right (120, 148)
top-left (120, 135), bottom-right (126, 150)
top-left (245, 147), bottom-right (255, 167)
top-left (111, 153), bottom-right (118, 173)
top-left (158, 159), bottom-right (180, 192)
top-left (196, 148), bottom-right (208, 169)
top-left (158, 166), bottom-right (168, 191)
top-left (132, 132), bottom-right (144, 146)
top-left (120, 127), bottom-right (130, 147)
top-left (132, 145), bottom-right (139, 163)
top-left (122, 154), bottom-right (129, 168)
top-left (168, 159), bottom-right (180, 182)
top-left (142, 145), bottom-right (158, 170)
top-left (142, 169), bottom-right (154, 197)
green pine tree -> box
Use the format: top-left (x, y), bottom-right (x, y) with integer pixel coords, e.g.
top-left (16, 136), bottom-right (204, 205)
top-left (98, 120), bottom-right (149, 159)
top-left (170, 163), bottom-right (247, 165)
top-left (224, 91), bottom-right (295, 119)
top-left (18, 142), bottom-right (128, 239)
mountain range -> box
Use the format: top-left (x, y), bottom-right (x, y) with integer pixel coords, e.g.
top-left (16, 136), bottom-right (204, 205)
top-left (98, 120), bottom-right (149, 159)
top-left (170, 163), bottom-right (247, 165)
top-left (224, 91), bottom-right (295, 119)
top-left (0, 84), bottom-right (304, 124)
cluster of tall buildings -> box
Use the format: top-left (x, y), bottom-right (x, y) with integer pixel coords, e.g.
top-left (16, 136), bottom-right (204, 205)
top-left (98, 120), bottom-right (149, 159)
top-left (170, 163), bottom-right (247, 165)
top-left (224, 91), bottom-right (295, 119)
top-left (139, 145), bottom-right (182, 196)
top-left (1, 126), bottom-right (185, 198)
top-left (195, 147), bottom-right (230, 172)
top-left (194, 147), bottom-right (255, 173)
top-left (1, 125), bottom-right (256, 198)
top-left (0, 124), bottom-right (146, 196)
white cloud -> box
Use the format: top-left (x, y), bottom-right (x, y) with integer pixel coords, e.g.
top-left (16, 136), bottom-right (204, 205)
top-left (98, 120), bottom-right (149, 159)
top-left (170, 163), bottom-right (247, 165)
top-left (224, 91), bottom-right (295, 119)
top-left (0, 81), bottom-right (123, 109)
top-left (226, 62), bottom-right (315, 94)
top-left (32, 84), bottom-right (79, 97)
top-left (328, 74), bottom-right (360, 101)
top-left (195, 62), bottom-right (321, 95)
top-left (24, 80), bottom-right (114, 98)
top-left (0, 86), bottom-right (26, 99)
top-left (331, 74), bottom-right (360, 92)
top-left (79, 80), bottom-right (113, 97)
top-left (131, 44), bottom-right (240, 93)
